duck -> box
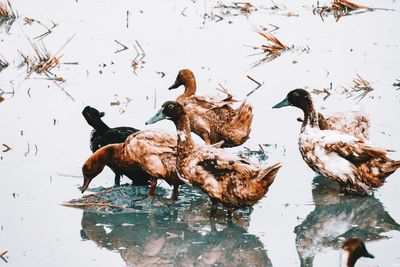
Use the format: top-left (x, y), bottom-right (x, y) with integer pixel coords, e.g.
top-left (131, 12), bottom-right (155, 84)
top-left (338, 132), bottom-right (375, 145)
top-left (298, 110), bottom-right (369, 139)
top-left (146, 101), bottom-right (281, 219)
top-left (273, 88), bottom-right (400, 195)
top-left (341, 238), bottom-right (374, 267)
top-left (168, 69), bottom-right (253, 147)
top-left (82, 106), bottom-right (140, 185)
top-left (81, 129), bottom-right (182, 200)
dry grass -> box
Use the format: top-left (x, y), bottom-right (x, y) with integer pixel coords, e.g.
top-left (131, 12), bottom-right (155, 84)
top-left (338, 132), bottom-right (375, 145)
top-left (343, 74), bottom-right (374, 102)
top-left (313, 0), bottom-right (372, 21)
top-left (217, 2), bottom-right (258, 16)
top-left (21, 43), bottom-right (63, 78)
top-left (23, 17), bottom-right (59, 40)
top-left (131, 40), bottom-right (145, 75)
top-left (0, 1), bottom-right (7, 18)
top-left (20, 34), bottom-right (75, 80)
top-left (248, 29), bottom-right (288, 66)
top-left (17, 35), bottom-right (76, 100)
top-left (0, 0), bottom-right (16, 29)
top-left (312, 86), bottom-right (332, 101)
top-left (0, 56), bottom-right (8, 71)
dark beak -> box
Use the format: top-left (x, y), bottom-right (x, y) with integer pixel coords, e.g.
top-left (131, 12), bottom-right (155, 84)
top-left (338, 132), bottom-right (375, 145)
top-left (364, 251), bottom-right (375, 259)
top-left (99, 112), bottom-right (105, 117)
top-left (168, 79), bottom-right (181, 90)
top-left (272, 97), bottom-right (291, 109)
top-left (145, 108), bottom-right (167, 125)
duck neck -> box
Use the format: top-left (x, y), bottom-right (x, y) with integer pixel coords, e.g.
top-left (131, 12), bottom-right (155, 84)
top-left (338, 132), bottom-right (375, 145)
top-left (346, 253), bottom-right (359, 267)
top-left (90, 119), bottom-right (110, 132)
top-left (301, 103), bottom-right (319, 131)
top-left (97, 144), bottom-right (118, 166)
top-left (179, 78), bottom-right (196, 100)
top-left (174, 113), bottom-right (195, 164)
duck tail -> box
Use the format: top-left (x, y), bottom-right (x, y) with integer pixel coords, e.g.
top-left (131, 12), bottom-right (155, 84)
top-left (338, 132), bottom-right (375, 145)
top-left (363, 145), bottom-right (387, 158)
top-left (232, 100), bottom-right (253, 128)
top-left (383, 160), bottom-right (400, 173)
top-left (222, 101), bottom-right (253, 146)
top-left (257, 162), bottom-right (282, 187)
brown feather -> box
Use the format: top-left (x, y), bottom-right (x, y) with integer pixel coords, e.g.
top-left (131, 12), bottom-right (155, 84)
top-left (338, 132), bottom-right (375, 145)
top-left (171, 69), bottom-right (253, 147)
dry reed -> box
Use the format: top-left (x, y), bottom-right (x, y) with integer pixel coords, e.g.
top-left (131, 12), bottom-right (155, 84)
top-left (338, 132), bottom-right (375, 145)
top-left (248, 29), bottom-right (288, 66)
top-left (313, 0), bottom-right (372, 21)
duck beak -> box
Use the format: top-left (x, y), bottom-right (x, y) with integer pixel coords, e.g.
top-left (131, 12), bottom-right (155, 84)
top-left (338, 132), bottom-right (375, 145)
top-left (99, 112), bottom-right (105, 117)
top-left (364, 251), bottom-right (374, 259)
top-left (145, 108), bottom-right (167, 125)
top-left (81, 178), bottom-right (91, 193)
top-left (272, 97), bottom-right (290, 109)
top-left (168, 79), bottom-right (181, 90)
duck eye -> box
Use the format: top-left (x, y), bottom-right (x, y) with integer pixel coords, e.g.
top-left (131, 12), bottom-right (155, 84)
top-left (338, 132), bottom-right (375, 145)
top-left (293, 92), bottom-right (299, 97)
top-left (168, 104), bottom-right (174, 109)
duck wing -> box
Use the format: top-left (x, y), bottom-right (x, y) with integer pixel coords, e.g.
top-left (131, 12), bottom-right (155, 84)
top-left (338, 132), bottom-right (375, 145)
top-left (90, 127), bottom-right (139, 152)
top-left (319, 111), bottom-right (370, 139)
top-left (124, 130), bottom-right (177, 178)
top-left (101, 127), bottom-right (139, 144)
top-left (127, 130), bottom-right (176, 154)
top-left (113, 126), bottom-right (140, 137)
top-left (325, 140), bottom-right (387, 165)
top-left (197, 149), bottom-right (257, 178)
top-left (185, 95), bottom-right (236, 111)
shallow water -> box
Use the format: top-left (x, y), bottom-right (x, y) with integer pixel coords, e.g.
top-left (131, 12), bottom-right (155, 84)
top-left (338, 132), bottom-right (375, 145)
top-left (1, 0), bottom-right (400, 266)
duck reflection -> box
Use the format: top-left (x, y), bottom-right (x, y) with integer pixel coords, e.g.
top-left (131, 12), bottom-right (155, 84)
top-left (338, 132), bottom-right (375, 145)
top-left (294, 176), bottom-right (400, 267)
top-left (79, 185), bottom-right (272, 267)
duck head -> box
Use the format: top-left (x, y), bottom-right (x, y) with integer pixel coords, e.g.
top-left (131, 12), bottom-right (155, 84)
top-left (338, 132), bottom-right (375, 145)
top-left (169, 69), bottom-right (196, 90)
top-left (272, 89), bottom-right (313, 112)
top-left (145, 101), bottom-right (185, 125)
top-left (342, 238), bottom-right (374, 267)
top-left (81, 147), bottom-right (111, 193)
top-left (82, 106), bottom-right (105, 126)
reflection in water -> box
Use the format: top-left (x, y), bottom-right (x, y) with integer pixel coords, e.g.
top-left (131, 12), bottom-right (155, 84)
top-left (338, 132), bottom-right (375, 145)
top-left (294, 176), bottom-right (400, 267)
top-left (79, 185), bottom-right (272, 267)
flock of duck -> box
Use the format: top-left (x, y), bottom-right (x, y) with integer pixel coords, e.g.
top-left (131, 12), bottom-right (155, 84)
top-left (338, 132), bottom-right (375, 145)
top-left (81, 68), bottom-right (399, 266)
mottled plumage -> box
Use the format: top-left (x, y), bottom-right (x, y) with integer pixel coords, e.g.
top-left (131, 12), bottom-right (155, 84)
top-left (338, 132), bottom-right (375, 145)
top-left (82, 106), bottom-right (139, 185)
top-left (297, 109), bottom-right (370, 139)
top-left (168, 69), bottom-right (253, 147)
top-left (273, 89), bottom-right (400, 195)
top-left (146, 101), bottom-right (281, 219)
top-left (81, 129), bottom-right (181, 199)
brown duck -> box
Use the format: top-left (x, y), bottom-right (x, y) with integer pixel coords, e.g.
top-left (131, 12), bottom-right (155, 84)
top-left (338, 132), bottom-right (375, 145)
top-left (146, 101), bottom-right (281, 219)
top-left (168, 69), bottom-right (253, 147)
top-left (273, 88), bottom-right (400, 195)
top-left (81, 129), bottom-right (182, 200)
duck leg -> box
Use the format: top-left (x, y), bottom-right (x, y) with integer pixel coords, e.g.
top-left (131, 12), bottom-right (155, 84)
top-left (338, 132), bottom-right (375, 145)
top-left (110, 167), bottom-right (121, 186)
top-left (147, 178), bottom-right (157, 197)
top-left (171, 185), bottom-right (179, 201)
top-left (227, 209), bottom-right (233, 223)
top-left (210, 199), bottom-right (218, 219)
top-left (114, 172), bottom-right (121, 186)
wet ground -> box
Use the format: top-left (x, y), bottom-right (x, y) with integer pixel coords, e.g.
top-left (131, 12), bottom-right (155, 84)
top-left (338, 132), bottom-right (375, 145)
top-left (1, 0), bottom-right (400, 266)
